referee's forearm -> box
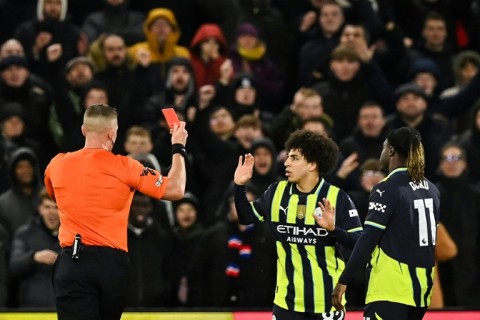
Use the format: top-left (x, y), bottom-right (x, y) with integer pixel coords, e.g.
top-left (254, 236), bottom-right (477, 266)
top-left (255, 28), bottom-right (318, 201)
top-left (164, 154), bottom-right (187, 200)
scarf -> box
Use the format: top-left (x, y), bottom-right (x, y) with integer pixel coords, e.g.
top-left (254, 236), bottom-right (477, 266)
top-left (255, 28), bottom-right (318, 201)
top-left (237, 43), bottom-right (266, 61)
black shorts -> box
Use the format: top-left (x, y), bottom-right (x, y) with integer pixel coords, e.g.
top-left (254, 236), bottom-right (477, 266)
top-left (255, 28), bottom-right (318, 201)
top-left (54, 246), bottom-right (129, 320)
top-left (364, 301), bottom-right (427, 320)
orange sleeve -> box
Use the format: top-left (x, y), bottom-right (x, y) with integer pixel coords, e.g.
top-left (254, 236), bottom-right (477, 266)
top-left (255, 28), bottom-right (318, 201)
top-left (44, 154), bottom-right (63, 202)
top-left (125, 158), bottom-right (169, 199)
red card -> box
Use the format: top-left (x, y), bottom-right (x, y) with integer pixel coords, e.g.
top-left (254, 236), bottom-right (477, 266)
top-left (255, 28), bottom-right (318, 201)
top-left (161, 108), bottom-right (180, 128)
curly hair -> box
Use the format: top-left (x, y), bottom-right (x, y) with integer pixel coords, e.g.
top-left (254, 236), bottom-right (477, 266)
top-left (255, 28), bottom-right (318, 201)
top-left (285, 129), bottom-right (339, 175)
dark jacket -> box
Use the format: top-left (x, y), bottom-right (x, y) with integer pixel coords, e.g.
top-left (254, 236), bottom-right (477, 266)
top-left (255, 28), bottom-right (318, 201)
top-left (387, 114), bottom-right (451, 181)
top-left (188, 107), bottom-right (239, 224)
top-left (81, 1), bottom-right (145, 46)
top-left (456, 104), bottom-right (480, 184)
top-left (436, 175), bottom-right (480, 307)
top-left (169, 222), bottom-right (204, 307)
top-left (313, 61), bottom-right (394, 143)
top-left (0, 147), bottom-right (42, 240)
top-left (0, 74), bottom-right (57, 164)
top-left (126, 219), bottom-right (174, 307)
top-left (9, 216), bottom-right (60, 307)
top-left (188, 220), bottom-right (276, 308)
top-left (14, 16), bottom-right (81, 79)
top-left (0, 223), bottom-right (7, 307)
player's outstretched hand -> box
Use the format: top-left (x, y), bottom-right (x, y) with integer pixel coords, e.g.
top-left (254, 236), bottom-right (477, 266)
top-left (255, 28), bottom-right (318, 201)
top-left (234, 154), bottom-right (254, 185)
top-left (312, 198), bottom-right (335, 232)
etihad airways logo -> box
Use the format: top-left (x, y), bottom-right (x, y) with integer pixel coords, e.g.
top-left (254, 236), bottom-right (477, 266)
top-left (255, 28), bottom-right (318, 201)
top-left (277, 225), bottom-right (329, 245)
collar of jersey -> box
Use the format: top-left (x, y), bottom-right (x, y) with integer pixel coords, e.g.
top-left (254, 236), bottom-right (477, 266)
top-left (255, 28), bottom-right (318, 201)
top-left (288, 178), bottom-right (325, 196)
top-left (387, 167), bottom-right (408, 178)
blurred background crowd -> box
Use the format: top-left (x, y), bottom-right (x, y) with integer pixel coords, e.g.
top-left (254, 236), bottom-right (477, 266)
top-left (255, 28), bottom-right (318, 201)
top-left (0, 0), bottom-right (479, 311)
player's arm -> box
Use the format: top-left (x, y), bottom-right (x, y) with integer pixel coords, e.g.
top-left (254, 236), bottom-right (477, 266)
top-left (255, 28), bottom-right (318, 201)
top-left (233, 154), bottom-right (258, 224)
top-left (317, 191), bottom-right (363, 249)
top-left (234, 184), bottom-right (259, 224)
top-left (332, 224), bottom-right (383, 311)
top-left (333, 182), bottom-right (398, 310)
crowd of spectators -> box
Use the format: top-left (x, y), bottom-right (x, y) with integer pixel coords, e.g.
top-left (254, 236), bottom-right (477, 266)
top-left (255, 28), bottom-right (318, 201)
top-left (0, 0), bottom-right (479, 311)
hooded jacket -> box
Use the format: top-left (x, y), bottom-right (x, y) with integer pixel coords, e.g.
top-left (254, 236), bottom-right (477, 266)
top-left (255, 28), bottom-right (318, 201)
top-left (128, 8), bottom-right (190, 64)
top-left (9, 215), bottom-right (61, 307)
top-left (14, 0), bottom-right (80, 79)
top-left (190, 23), bottom-right (228, 89)
top-left (0, 147), bottom-right (42, 239)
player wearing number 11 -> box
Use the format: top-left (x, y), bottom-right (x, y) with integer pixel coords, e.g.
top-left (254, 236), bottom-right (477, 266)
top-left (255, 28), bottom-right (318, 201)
top-left (332, 127), bottom-right (440, 320)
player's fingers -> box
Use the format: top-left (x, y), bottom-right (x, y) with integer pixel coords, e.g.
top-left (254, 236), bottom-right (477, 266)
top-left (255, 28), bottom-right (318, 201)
top-left (322, 198), bottom-right (332, 210)
top-left (238, 155), bottom-right (244, 166)
top-left (332, 294), bottom-right (343, 311)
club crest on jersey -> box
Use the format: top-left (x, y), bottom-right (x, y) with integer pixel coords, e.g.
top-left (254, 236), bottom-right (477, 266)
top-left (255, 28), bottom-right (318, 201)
top-left (140, 167), bottom-right (156, 176)
top-left (369, 202), bottom-right (386, 212)
top-left (297, 205), bottom-right (306, 219)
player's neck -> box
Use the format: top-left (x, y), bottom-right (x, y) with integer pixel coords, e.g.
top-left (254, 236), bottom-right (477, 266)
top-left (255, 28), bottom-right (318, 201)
top-left (296, 175), bottom-right (320, 193)
top-left (389, 160), bottom-right (407, 173)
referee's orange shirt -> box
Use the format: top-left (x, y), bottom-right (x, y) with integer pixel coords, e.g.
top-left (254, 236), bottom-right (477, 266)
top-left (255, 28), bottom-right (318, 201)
top-left (44, 148), bottom-right (169, 252)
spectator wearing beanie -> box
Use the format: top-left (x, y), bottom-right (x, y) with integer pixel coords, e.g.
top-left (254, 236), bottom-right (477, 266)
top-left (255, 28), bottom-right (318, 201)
top-left (169, 191), bottom-right (204, 306)
top-left (0, 102), bottom-right (42, 193)
top-left (408, 58), bottom-right (441, 97)
top-left (229, 23), bottom-right (283, 114)
top-left (387, 83), bottom-right (451, 180)
top-left (0, 55), bottom-right (58, 165)
top-left (248, 137), bottom-right (282, 194)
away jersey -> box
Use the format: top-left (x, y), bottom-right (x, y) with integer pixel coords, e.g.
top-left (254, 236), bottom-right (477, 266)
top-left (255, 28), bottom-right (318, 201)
top-left (44, 148), bottom-right (169, 252)
top-left (364, 168), bottom-right (440, 307)
top-left (250, 179), bottom-right (363, 313)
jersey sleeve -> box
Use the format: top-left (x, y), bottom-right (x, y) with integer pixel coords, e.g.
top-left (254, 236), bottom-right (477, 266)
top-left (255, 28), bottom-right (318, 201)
top-left (44, 154), bottom-right (65, 202)
top-left (364, 181), bottom-right (398, 230)
top-left (125, 157), bottom-right (169, 199)
top-left (336, 191), bottom-right (363, 233)
top-left (331, 190), bottom-right (363, 248)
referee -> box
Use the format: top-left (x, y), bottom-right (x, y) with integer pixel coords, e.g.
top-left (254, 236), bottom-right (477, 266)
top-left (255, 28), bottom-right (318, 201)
top-left (44, 104), bottom-right (188, 319)
top-left (332, 127), bottom-right (440, 319)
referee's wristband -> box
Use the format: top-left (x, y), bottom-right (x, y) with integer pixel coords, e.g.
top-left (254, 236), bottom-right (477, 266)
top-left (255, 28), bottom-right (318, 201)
top-left (172, 143), bottom-right (187, 158)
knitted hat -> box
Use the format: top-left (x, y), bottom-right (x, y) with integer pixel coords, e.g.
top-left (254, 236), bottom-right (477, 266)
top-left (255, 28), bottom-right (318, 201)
top-left (408, 58), bottom-right (440, 80)
top-left (172, 191), bottom-right (200, 212)
top-left (394, 83), bottom-right (428, 102)
top-left (64, 56), bottom-right (95, 74)
top-left (237, 23), bottom-right (259, 38)
top-left (0, 102), bottom-right (26, 122)
top-left (0, 55), bottom-right (29, 72)
top-left (232, 73), bottom-right (257, 91)
top-left (250, 137), bottom-right (277, 156)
